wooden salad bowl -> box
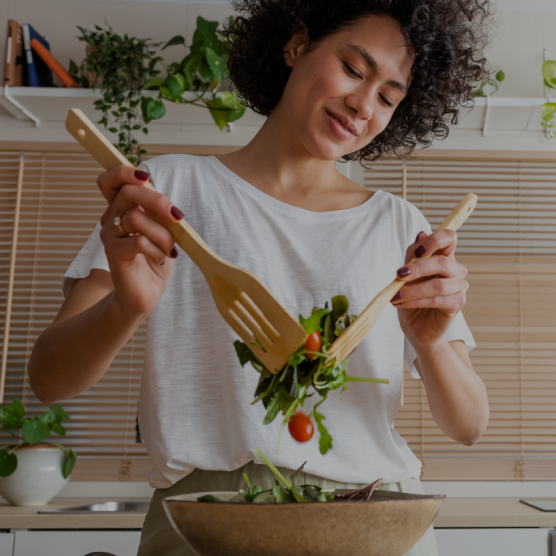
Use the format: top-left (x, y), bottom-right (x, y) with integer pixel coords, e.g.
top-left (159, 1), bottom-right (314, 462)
top-left (163, 489), bottom-right (445, 556)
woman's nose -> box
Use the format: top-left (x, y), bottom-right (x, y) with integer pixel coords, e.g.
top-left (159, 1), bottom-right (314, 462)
top-left (345, 92), bottom-right (374, 121)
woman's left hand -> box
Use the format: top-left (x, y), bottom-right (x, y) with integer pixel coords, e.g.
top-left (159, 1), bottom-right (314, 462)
top-left (391, 230), bottom-right (469, 348)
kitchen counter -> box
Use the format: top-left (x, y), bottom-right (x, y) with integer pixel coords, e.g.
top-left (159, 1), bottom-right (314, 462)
top-left (0, 498), bottom-right (555, 530)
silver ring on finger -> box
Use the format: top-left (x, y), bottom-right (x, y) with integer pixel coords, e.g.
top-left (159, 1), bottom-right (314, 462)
top-left (113, 215), bottom-right (129, 237)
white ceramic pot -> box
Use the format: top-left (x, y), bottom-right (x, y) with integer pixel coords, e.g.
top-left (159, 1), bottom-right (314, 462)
top-left (0, 445), bottom-right (70, 506)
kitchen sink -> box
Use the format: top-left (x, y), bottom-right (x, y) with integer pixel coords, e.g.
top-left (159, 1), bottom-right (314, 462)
top-left (38, 500), bottom-right (150, 514)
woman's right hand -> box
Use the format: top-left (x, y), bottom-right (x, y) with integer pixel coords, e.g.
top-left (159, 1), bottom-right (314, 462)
top-left (97, 166), bottom-right (184, 318)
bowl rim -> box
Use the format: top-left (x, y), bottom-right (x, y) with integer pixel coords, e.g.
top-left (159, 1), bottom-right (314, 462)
top-left (163, 489), bottom-right (447, 506)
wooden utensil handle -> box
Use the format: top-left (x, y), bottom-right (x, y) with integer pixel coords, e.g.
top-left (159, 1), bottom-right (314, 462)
top-left (65, 108), bottom-right (223, 269)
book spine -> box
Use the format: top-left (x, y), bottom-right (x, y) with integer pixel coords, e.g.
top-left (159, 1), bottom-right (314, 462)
top-left (22, 24), bottom-right (37, 87)
top-left (30, 38), bottom-right (78, 88)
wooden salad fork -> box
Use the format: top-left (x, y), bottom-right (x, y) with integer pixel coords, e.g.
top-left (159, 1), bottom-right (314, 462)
top-left (328, 193), bottom-right (478, 365)
top-left (65, 108), bottom-right (307, 373)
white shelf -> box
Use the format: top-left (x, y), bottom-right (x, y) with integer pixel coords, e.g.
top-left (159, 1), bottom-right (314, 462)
top-left (0, 87), bottom-right (551, 147)
top-left (0, 86), bottom-right (266, 146)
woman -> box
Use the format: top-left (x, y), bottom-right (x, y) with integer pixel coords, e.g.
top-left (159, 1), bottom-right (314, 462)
top-left (29, 1), bottom-right (491, 554)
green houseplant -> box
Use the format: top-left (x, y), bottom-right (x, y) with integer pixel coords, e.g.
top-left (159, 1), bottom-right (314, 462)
top-left (0, 398), bottom-right (76, 479)
top-left (140, 16), bottom-right (245, 131)
top-left (0, 399), bottom-right (76, 505)
top-left (69, 17), bottom-right (246, 163)
top-left (473, 69), bottom-right (505, 98)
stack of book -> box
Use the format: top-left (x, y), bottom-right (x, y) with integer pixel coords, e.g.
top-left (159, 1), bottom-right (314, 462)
top-left (4, 19), bottom-right (78, 87)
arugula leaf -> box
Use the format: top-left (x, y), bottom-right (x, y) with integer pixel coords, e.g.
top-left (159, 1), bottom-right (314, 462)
top-left (234, 340), bottom-right (253, 367)
top-left (299, 308), bottom-right (330, 335)
top-left (290, 463), bottom-right (309, 502)
top-left (331, 295), bottom-right (349, 325)
top-left (263, 387), bottom-right (293, 425)
top-left (313, 400), bottom-right (333, 455)
top-left (273, 483), bottom-right (295, 503)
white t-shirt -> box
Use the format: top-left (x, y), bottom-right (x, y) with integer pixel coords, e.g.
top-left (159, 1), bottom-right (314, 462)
top-left (63, 155), bottom-right (475, 488)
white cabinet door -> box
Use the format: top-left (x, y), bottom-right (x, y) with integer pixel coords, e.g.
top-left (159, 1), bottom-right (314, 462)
top-left (0, 533), bottom-right (14, 556)
top-left (435, 528), bottom-right (550, 556)
top-left (13, 530), bottom-right (141, 556)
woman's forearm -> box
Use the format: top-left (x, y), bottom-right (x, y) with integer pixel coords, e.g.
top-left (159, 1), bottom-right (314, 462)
top-left (414, 339), bottom-right (488, 446)
top-left (28, 291), bottom-right (146, 404)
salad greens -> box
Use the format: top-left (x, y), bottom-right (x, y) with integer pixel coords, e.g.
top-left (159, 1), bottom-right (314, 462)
top-left (197, 447), bottom-right (383, 504)
top-left (233, 296), bottom-right (388, 455)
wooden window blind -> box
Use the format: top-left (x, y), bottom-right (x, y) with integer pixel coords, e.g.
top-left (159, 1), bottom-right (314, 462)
top-left (0, 151), bottom-right (150, 481)
top-left (368, 156), bottom-right (556, 480)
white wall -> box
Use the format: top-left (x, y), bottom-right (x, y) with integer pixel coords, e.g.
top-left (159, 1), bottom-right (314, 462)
top-left (1, 1), bottom-right (556, 151)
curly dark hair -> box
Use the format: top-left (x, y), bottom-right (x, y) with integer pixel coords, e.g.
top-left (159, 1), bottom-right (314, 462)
top-left (225, 0), bottom-right (493, 163)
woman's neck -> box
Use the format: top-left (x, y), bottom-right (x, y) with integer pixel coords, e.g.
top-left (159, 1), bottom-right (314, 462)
top-left (216, 108), bottom-right (372, 212)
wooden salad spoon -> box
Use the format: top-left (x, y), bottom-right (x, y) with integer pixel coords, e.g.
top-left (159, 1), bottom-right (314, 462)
top-left (328, 193), bottom-right (478, 365)
top-left (65, 108), bottom-right (307, 373)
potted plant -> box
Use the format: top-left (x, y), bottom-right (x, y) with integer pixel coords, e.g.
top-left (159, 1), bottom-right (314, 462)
top-left (0, 398), bottom-right (76, 506)
top-left (69, 17), bottom-right (245, 163)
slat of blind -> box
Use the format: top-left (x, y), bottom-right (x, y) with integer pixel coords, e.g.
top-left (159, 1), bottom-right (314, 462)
top-left (0, 152), bottom-right (149, 476)
top-left (367, 157), bottom-right (556, 479)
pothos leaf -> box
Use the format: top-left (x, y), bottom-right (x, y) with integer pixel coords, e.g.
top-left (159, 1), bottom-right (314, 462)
top-left (162, 35), bottom-right (185, 50)
top-left (542, 60), bottom-right (556, 80)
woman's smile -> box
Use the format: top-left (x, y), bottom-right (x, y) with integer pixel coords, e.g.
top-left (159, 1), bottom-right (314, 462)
top-left (325, 110), bottom-right (358, 141)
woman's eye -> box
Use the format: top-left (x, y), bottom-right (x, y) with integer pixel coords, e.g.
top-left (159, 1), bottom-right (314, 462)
top-left (343, 63), bottom-right (361, 79)
top-left (379, 94), bottom-right (393, 108)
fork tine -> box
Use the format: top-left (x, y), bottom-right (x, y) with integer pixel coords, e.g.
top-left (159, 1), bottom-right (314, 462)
top-left (233, 300), bottom-right (273, 350)
top-left (228, 308), bottom-right (268, 360)
top-left (240, 292), bottom-right (280, 340)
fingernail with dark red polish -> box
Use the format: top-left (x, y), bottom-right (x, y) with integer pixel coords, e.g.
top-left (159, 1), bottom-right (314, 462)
top-left (397, 266), bottom-right (411, 278)
top-left (414, 245), bottom-right (426, 258)
top-left (160, 259), bottom-right (165, 266)
top-left (134, 169), bottom-right (150, 181)
top-left (170, 206), bottom-right (184, 220)
top-left (392, 292), bottom-right (402, 302)
top-left (170, 247), bottom-right (178, 259)
top-left (415, 231), bottom-right (423, 243)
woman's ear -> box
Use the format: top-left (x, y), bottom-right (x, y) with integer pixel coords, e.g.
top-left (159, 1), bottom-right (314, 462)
top-left (283, 27), bottom-right (309, 68)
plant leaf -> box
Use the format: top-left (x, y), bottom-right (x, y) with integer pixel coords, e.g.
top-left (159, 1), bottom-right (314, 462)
top-left (142, 97), bottom-right (166, 124)
top-left (313, 401), bottom-right (333, 455)
top-left (234, 341), bottom-right (253, 366)
top-left (141, 77), bottom-right (164, 90)
top-left (205, 47), bottom-right (226, 83)
top-left (206, 98), bottom-right (231, 130)
top-left (197, 494), bottom-right (224, 503)
top-left (272, 483), bottom-right (295, 503)
top-left (196, 16), bottom-right (219, 45)
top-left (542, 60), bottom-right (556, 80)
top-left (62, 450), bottom-right (76, 479)
top-left (22, 419), bottom-right (47, 445)
top-left (290, 462), bottom-right (309, 502)
top-left (299, 308), bottom-right (330, 335)
top-left (12, 399), bottom-right (25, 420)
top-left (50, 405), bottom-right (70, 421)
top-left (495, 70), bottom-right (505, 83)
top-left (50, 422), bottom-right (66, 436)
top-left (0, 450), bottom-right (17, 477)
top-left (1, 407), bottom-right (18, 430)
top-left (166, 74), bottom-right (186, 98)
top-left (162, 35), bottom-right (185, 50)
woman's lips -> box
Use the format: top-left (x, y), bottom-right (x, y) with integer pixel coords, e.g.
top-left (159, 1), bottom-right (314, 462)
top-left (325, 111), bottom-right (356, 141)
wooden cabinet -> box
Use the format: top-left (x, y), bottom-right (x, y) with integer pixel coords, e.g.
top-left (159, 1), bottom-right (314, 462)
top-left (435, 528), bottom-right (551, 556)
top-left (12, 530), bottom-right (141, 556)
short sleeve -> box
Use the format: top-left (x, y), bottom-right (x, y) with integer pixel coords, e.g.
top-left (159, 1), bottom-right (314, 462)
top-left (404, 311), bottom-right (476, 378)
top-left (62, 221), bottom-right (109, 297)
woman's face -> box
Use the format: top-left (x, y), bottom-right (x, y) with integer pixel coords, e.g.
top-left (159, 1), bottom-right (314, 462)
top-left (278, 15), bottom-right (414, 161)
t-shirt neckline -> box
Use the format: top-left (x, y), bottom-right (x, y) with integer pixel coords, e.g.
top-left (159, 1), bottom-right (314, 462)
top-left (206, 155), bottom-right (386, 220)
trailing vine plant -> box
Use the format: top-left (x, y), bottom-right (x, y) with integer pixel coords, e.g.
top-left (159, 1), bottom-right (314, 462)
top-left (68, 18), bottom-right (245, 163)
top-left (540, 60), bottom-right (556, 139)
top-left (473, 69), bottom-right (505, 98)
top-left (141, 16), bottom-right (245, 131)
top-left (69, 24), bottom-right (162, 163)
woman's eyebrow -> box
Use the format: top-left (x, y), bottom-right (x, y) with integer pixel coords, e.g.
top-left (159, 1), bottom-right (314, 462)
top-left (343, 44), bottom-right (408, 96)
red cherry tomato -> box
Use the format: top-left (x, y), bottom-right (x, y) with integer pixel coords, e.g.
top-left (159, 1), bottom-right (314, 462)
top-left (288, 411), bottom-right (314, 443)
top-left (304, 331), bottom-right (322, 360)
